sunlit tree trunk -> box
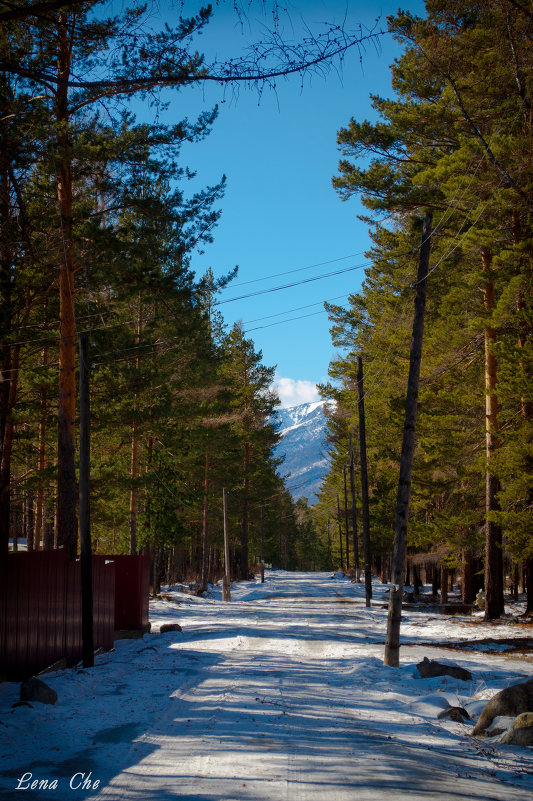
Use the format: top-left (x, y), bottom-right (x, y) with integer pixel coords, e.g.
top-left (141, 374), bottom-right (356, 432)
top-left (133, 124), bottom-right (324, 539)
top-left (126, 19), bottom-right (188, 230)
top-left (201, 447), bottom-right (210, 590)
top-left (384, 212), bottom-right (432, 667)
top-left (482, 248), bottom-right (504, 620)
top-left (357, 356), bottom-right (372, 606)
top-left (0, 92), bottom-right (13, 557)
top-left (129, 296), bottom-right (143, 555)
top-left (240, 440), bottom-right (250, 580)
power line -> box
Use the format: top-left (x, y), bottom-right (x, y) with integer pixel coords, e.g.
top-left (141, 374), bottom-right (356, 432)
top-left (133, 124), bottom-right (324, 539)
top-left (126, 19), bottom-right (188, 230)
top-left (245, 308), bottom-right (326, 333)
top-left (225, 251), bottom-right (367, 289)
top-left (243, 292), bottom-right (349, 325)
top-left (216, 261), bottom-right (369, 305)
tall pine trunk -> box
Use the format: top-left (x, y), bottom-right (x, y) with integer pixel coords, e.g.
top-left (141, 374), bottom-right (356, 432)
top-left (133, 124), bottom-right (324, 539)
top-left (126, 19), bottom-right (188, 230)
top-left (462, 547), bottom-right (476, 604)
top-left (0, 97), bottom-right (13, 557)
top-left (482, 248), bottom-right (504, 619)
top-left (129, 415), bottom-right (138, 554)
top-left (129, 294), bottom-right (143, 555)
top-left (0, 343), bottom-right (20, 555)
top-left (384, 212), bottom-right (432, 667)
top-left (56, 14), bottom-right (77, 560)
top-left (240, 440), bottom-right (249, 580)
top-left (525, 558), bottom-right (533, 614)
top-left (35, 345), bottom-right (49, 552)
top-left (348, 435), bottom-right (359, 580)
top-left (357, 356), bottom-right (372, 606)
top-left (512, 215), bottom-right (532, 612)
top-left (201, 447), bottom-right (210, 590)
top-left (337, 494), bottom-right (343, 568)
top-left (343, 466), bottom-right (350, 570)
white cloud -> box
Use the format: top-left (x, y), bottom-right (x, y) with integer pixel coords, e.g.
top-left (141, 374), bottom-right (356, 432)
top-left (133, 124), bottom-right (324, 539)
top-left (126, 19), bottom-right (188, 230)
top-left (273, 376), bottom-right (320, 408)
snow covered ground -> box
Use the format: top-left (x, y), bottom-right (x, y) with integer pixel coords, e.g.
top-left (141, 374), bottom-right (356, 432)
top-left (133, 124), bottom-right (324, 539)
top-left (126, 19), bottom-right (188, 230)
top-left (1, 570), bottom-right (532, 800)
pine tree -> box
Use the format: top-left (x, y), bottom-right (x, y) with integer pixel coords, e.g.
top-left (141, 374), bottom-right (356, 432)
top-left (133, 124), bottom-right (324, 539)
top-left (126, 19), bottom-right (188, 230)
top-left (220, 323), bottom-right (280, 580)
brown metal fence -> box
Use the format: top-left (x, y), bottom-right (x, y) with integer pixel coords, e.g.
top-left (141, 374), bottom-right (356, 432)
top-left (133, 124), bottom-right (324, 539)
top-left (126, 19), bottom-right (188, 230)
top-left (0, 550), bottom-right (149, 681)
top-left (107, 554), bottom-right (150, 631)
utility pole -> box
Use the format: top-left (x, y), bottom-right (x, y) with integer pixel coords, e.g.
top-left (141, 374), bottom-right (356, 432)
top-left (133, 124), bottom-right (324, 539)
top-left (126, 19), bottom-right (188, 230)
top-left (260, 500), bottom-right (265, 583)
top-left (79, 333), bottom-right (94, 668)
top-left (349, 435), bottom-right (360, 581)
top-left (357, 356), bottom-right (372, 607)
top-left (336, 494), bottom-right (343, 569)
top-left (384, 212), bottom-right (433, 667)
top-left (222, 488), bottom-right (231, 601)
top-left (343, 466), bottom-right (350, 570)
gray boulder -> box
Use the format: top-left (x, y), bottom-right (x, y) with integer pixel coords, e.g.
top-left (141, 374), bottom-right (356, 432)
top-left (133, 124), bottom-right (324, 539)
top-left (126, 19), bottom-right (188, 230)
top-left (20, 677), bottom-right (57, 705)
top-left (438, 706), bottom-right (471, 722)
top-left (159, 623), bottom-right (182, 633)
top-left (416, 657), bottom-right (472, 682)
top-left (514, 711), bottom-right (533, 729)
top-left (500, 712), bottom-right (533, 746)
top-left (472, 678), bottom-right (533, 736)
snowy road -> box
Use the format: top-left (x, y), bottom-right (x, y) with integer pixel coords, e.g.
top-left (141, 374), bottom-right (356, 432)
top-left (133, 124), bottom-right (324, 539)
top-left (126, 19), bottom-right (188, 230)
top-left (1, 571), bottom-right (533, 800)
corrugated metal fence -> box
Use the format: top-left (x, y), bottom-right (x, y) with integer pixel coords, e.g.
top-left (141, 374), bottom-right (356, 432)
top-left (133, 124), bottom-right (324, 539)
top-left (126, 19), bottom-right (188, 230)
top-left (0, 550), bottom-right (149, 681)
top-left (107, 554), bottom-right (150, 632)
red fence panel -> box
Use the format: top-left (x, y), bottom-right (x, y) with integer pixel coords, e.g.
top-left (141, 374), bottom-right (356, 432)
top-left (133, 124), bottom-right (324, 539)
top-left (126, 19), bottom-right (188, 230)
top-left (65, 558), bottom-right (82, 667)
top-left (0, 551), bottom-right (118, 680)
top-left (92, 556), bottom-right (115, 652)
top-left (107, 554), bottom-right (150, 631)
top-left (1, 551), bottom-right (69, 679)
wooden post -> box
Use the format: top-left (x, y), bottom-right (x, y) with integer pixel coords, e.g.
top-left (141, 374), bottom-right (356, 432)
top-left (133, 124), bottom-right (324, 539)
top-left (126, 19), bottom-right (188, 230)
top-left (79, 333), bottom-right (94, 668)
top-left (222, 488), bottom-right (231, 601)
top-left (384, 211), bottom-right (432, 667)
top-left (349, 435), bottom-right (360, 581)
top-left (260, 500), bottom-right (265, 583)
top-left (357, 356), bottom-right (372, 607)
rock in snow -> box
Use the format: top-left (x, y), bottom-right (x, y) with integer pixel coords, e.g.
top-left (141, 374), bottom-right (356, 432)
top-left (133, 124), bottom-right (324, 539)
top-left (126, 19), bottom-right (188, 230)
top-left (472, 678), bottom-right (533, 736)
top-left (20, 678), bottom-right (57, 705)
top-left (500, 712), bottom-right (533, 746)
top-left (416, 657), bottom-right (473, 682)
top-left (159, 623), bottom-right (182, 633)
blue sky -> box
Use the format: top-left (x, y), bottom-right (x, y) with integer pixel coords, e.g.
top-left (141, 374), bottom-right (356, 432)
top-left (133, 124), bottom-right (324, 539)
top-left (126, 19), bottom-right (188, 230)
top-left (146, 1), bottom-right (426, 405)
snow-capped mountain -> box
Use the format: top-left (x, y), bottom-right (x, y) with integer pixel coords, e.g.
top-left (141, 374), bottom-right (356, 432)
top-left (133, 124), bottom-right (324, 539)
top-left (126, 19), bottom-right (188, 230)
top-left (273, 400), bottom-right (330, 503)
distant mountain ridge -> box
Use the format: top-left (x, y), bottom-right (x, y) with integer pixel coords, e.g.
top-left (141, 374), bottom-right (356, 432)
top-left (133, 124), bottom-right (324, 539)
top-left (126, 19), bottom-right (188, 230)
top-left (273, 400), bottom-right (330, 503)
